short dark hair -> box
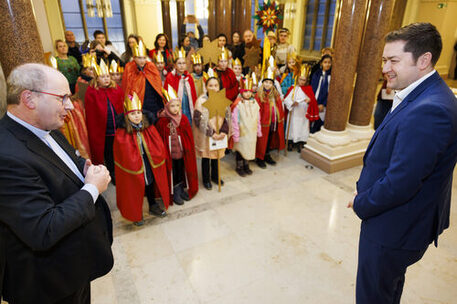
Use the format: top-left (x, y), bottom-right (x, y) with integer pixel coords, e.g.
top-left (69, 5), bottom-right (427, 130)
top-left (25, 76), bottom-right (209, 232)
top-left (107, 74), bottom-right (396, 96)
top-left (385, 23), bottom-right (442, 66)
top-left (93, 30), bottom-right (105, 39)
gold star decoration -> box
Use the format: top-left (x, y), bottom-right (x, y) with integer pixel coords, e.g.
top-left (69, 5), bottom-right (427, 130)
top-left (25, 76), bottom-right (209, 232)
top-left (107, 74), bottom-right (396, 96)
top-left (203, 89), bottom-right (232, 121)
top-left (243, 46), bottom-right (262, 69)
top-left (197, 39), bottom-right (222, 65)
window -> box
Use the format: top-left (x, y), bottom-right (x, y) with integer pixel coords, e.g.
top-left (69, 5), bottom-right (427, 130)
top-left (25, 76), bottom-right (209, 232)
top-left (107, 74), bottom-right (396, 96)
top-left (303, 0), bottom-right (337, 54)
top-left (59, 0), bottom-right (126, 54)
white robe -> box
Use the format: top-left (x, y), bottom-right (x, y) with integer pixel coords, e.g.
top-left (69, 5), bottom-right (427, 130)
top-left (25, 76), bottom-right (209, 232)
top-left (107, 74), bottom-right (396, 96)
top-left (284, 87), bottom-right (310, 143)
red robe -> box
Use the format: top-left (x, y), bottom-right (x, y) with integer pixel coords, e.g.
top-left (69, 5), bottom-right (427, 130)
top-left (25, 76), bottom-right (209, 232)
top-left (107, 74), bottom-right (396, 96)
top-left (284, 85), bottom-right (320, 122)
top-left (164, 71), bottom-right (198, 109)
top-left (216, 68), bottom-right (240, 102)
top-left (85, 85), bottom-right (124, 165)
top-left (122, 61), bottom-right (163, 103)
top-left (114, 125), bottom-right (170, 222)
top-left (155, 115), bottom-right (199, 199)
top-left (255, 92), bottom-right (285, 160)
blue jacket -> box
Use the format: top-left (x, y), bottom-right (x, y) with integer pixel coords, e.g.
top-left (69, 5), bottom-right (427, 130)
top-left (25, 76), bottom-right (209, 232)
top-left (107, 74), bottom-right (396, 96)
top-left (354, 71), bottom-right (457, 250)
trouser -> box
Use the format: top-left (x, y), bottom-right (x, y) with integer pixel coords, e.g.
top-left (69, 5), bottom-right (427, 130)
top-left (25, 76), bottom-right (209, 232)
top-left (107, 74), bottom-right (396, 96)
top-left (56, 282), bottom-right (90, 304)
top-left (201, 158), bottom-right (219, 182)
top-left (235, 151), bottom-right (244, 162)
top-left (145, 183), bottom-right (164, 210)
top-left (356, 234), bottom-right (427, 304)
top-left (104, 135), bottom-right (115, 181)
top-left (265, 126), bottom-right (274, 155)
top-left (172, 158), bottom-right (185, 186)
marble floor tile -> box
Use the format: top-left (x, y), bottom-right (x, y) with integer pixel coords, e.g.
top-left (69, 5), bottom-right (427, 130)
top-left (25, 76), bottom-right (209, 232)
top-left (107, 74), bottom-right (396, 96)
top-left (90, 154), bottom-right (457, 304)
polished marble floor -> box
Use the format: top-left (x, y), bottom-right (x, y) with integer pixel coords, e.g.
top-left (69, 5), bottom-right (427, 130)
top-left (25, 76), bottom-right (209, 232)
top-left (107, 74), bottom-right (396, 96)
top-left (93, 151), bottom-right (457, 304)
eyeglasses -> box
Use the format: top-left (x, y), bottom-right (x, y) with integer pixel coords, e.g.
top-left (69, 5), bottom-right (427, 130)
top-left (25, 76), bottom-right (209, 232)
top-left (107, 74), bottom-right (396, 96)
top-left (29, 90), bottom-right (71, 105)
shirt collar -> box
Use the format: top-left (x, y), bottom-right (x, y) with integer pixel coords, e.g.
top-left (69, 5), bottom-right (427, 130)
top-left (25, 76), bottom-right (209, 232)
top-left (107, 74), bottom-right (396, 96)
top-left (7, 111), bottom-right (50, 140)
top-left (395, 69), bottom-right (436, 102)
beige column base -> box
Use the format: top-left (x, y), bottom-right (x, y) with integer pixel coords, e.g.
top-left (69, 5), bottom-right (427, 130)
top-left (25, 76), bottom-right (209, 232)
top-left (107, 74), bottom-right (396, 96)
top-left (301, 124), bottom-right (374, 173)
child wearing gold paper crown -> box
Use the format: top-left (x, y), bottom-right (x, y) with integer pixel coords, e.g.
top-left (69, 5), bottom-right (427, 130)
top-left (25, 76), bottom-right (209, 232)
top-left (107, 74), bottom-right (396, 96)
top-left (191, 53), bottom-right (205, 97)
top-left (153, 51), bottom-right (167, 86)
top-left (255, 67), bottom-right (285, 168)
top-left (85, 59), bottom-right (124, 181)
top-left (164, 47), bottom-right (198, 125)
top-left (193, 69), bottom-right (230, 190)
top-left (114, 93), bottom-right (170, 226)
top-left (232, 58), bottom-right (244, 83)
top-left (109, 59), bottom-right (124, 88)
top-left (215, 47), bottom-right (239, 102)
top-left (284, 65), bottom-right (320, 152)
top-left (280, 53), bottom-right (300, 96)
top-left (156, 87), bottom-right (199, 205)
top-left (230, 75), bottom-right (262, 176)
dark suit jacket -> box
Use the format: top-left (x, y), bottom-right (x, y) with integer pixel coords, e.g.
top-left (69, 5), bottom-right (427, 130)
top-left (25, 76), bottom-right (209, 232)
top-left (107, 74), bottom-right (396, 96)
top-left (354, 72), bottom-right (457, 251)
top-left (0, 115), bottom-right (114, 304)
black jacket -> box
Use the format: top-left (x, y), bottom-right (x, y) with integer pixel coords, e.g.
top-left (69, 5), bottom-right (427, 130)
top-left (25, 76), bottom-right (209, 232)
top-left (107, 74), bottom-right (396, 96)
top-left (0, 115), bottom-right (113, 304)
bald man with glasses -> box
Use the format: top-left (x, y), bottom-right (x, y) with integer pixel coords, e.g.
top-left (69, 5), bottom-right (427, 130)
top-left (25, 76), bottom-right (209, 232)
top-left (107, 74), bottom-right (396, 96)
top-left (0, 63), bottom-right (113, 304)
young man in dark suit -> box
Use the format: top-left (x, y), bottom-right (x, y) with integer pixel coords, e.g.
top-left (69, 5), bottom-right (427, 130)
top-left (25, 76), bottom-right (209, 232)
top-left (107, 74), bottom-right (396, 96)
top-left (348, 23), bottom-right (457, 303)
top-left (0, 63), bottom-right (114, 303)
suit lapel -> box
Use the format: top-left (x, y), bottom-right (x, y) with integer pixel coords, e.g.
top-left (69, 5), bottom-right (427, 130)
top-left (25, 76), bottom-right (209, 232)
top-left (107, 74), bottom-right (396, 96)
top-left (4, 116), bottom-right (83, 186)
top-left (364, 71), bottom-right (441, 159)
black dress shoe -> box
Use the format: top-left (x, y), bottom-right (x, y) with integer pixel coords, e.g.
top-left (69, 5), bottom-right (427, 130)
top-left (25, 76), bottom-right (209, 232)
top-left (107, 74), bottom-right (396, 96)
top-left (149, 205), bottom-right (167, 217)
top-left (211, 178), bottom-right (224, 186)
top-left (244, 164), bottom-right (253, 175)
top-left (256, 158), bottom-right (266, 168)
top-left (180, 190), bottom-right (190, 201)
top-left (203, 181), bottom-right (212, 190)
top-left (264, 154), bottom-right (276, 165)
top-left (236, 167), bottom-right (247, 177)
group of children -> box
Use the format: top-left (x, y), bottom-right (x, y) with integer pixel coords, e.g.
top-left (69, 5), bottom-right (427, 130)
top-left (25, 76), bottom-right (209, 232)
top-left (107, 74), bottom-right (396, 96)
top-left (56, 36), bottom-right (333, 226)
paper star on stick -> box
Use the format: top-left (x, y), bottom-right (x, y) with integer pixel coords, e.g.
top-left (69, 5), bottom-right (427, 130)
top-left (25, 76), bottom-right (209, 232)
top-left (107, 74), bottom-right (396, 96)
top-left (197, 39), bottom-right (222, 65)
top-left (203, 89), bottom-right (232, 121)
top-left (243, 46), bottom-right (262, 68)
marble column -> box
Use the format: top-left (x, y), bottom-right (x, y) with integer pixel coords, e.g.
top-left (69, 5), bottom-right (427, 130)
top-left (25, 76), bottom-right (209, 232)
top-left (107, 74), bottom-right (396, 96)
top-left (301, 0), bottom-right (369, 173)
top-left (324, 0), bottom-right (368, 131)
top-left (389, 0), bottom-right (407, 32)
top-left (348, 0), bottom-right (395, 129)
top-left (0, 0), bottom-right (44, 78)
top-left (207, 0), bottom-right (217, 39)
top-left (232, 0), bottom-right (252, 35)
top-left (161, 0), bottom-right (173, 46)
top-left (215, 0), bottom-right (232, 41)
top-left (176, 0), bottom-right (185, 41)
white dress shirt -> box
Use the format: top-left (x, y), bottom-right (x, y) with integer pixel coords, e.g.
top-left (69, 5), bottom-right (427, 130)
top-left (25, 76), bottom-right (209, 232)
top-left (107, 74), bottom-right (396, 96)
top-left (391, 70), bottom-right (436, 112)
top-left (7, 112), bottom-right (99, 203)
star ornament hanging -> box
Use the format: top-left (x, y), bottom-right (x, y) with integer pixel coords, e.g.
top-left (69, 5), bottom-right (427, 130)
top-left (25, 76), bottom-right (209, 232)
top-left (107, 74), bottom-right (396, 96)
top-left (254, 0), bottom-right (283, 33)
top-left (203, 89), bottom-right (232, 120)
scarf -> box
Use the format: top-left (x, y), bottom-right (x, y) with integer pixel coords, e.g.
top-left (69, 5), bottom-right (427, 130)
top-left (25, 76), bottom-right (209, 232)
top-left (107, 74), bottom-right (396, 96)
top-left (159, 101), bottom-right (182, 128)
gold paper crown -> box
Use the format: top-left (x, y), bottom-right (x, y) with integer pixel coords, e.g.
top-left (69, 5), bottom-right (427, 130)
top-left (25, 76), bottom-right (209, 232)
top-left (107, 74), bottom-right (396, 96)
top-left (124, 92), bottom-right (143, 113)
top-left (287, 52), bottom-right (298, 63)
top-left (162, 86), bottom-right (179, 103)
top-left (263, 66), bottom-right (275, 81)
top-left (251, 71), bottom-right (258, 85)
top-left (82, 53), bottom-right (95, 68)
top-left (191, 53), bottom-right (202, 65)
top-left (174, 47), bottom-right (186, 60)
top-left (92, 59), bottom-right (110, 76)
top-left (240, 75), bottom-right (254, 91)
top-left (154, 51), bottom-right (165, 63)
top-left (109, 60), bottom-right (123, 73)
top-left (203, 67), bottom-right (218, 83)
top-left (233, 58), bottom-right (242, 67)
top-left (218, 47), bottom-right (229, 61)
top-left (49, 56), bottom-right (58, 69)
top-left (132, 40), bottom-right (147, 57)
top-left (300, 64), bottom-right (311, 78)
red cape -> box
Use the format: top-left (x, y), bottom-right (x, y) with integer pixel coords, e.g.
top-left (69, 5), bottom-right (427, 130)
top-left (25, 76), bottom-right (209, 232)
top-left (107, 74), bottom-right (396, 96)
top-left (122, 61), bottom-right (163, 103)
top-left (85, 85), bottom-right (124, 164)
top-left (114, 126), bottom-right (171, 222)
top-left (216, 68), bottom-right (240, 101)
top-left (155, 115), bottom-right (199, 199)
top-left (284, 85), bottom-right (320, 122)
top-left (164, 71), bottom-right (198, 107)
top-left (255, 92), bottom-right (285, 159)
